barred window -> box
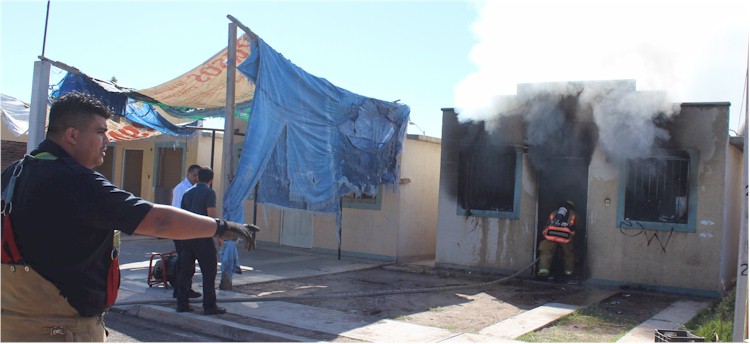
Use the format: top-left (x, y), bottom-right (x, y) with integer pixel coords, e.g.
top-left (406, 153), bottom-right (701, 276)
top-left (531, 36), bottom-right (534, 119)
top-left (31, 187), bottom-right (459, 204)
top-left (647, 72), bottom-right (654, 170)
top-left (457, 146), bottom-right (520, 218)
top-left (618, 150), bottom-right (697, 232)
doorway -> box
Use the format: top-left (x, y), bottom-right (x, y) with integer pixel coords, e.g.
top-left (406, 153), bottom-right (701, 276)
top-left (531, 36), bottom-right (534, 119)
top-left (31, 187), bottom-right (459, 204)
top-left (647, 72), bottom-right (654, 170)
top-left (122, 149), bottom-right (144, 197)
top-left (535, 157), bottom-right (589, 279)
top-left (154, 147), bottom-right (184, 205)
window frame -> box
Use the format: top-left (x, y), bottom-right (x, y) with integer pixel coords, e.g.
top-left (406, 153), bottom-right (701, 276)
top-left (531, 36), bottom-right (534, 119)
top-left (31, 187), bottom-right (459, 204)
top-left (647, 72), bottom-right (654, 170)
top-left (455, 146), bottom-right (523, 219)
top-left (616, 149), bottom-right (699, 232)
top-left (342, 185), bottom-right (383, 210)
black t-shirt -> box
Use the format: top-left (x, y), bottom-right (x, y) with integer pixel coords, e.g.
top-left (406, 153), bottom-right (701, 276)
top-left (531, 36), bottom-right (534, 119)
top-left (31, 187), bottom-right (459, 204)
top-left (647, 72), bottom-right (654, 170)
top-left (180, 182), bottom-right (215, 216)
top-left (1, 140), bottom-right (153, 316)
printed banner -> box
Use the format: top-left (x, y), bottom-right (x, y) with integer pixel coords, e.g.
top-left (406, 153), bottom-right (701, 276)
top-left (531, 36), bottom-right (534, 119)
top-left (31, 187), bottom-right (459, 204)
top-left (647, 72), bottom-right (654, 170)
top-left (137, 35), bottom-right (255, 109)
top-left (106, 119), bottom-right (162, 142)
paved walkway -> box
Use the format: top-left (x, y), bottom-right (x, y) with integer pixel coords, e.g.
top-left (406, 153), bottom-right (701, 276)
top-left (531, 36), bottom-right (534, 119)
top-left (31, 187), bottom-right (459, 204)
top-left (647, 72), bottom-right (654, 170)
top-left (114, 235), bottom-right (710, 342)
top-left (617, 300), bottom-right (711, 342)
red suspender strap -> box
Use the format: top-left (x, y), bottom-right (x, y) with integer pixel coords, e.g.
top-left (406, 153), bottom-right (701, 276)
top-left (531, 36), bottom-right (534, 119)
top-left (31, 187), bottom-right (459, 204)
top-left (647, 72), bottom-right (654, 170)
top-left (2, 158), bottom-right (25, 264)
top-left (1, 214), bottom-right (23, 263)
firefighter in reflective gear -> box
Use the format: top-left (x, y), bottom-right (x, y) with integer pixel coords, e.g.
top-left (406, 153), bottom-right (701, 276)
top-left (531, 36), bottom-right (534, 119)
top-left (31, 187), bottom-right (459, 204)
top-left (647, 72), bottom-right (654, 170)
top-left (538, 200), bottom-right (577, 277)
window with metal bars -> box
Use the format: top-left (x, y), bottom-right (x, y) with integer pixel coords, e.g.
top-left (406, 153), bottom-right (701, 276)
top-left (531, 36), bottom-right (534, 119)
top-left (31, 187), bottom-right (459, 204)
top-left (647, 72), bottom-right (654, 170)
top-left (457, 146), bottom-right (521, 218)
top-left (618, 149), bottom-right (697, 232)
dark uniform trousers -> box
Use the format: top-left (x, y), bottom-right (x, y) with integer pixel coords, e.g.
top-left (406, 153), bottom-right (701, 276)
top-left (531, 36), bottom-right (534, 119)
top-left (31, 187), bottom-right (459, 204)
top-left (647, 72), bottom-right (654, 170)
top-left (176, 238), bottom-right (217, 308)
top-left (1, 264), bottom-right (106, 342)
top-left (538, 239), bottom-right (575, 274)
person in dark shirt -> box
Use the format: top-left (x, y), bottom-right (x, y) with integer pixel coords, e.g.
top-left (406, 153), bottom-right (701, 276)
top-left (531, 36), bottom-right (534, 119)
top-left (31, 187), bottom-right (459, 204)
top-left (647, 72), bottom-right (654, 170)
top-left (171, 164), bottom-right (202, 299)
top-left (177, 167), bottom-right (225, 315)
top-left (1, 92), bottom-right (257, 341)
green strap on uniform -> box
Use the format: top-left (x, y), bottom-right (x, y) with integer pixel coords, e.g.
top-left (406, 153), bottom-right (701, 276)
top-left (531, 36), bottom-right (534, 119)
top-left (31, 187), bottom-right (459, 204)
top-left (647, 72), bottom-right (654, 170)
top-left (32, 152), bottom-right (57, 160)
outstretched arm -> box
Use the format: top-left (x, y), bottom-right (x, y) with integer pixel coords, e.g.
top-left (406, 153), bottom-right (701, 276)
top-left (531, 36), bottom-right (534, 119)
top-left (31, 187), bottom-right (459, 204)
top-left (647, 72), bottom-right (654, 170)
top-left (134, 204), bottom-right (216, 239)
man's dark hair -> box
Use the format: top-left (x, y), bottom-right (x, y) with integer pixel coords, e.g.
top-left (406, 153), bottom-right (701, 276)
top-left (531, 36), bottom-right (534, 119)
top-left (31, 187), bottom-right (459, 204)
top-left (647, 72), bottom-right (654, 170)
top-left (47, 92), bottom-right (112, 137)
top-left (197, 167), bottom-right (213, 183)
top-left (187, 164), bottom-right (202, 173)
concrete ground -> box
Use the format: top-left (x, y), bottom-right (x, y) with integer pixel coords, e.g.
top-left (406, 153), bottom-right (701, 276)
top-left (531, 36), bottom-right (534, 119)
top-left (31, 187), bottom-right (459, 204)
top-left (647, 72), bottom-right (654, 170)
top-left (114, 235), bottom-right (709, 342)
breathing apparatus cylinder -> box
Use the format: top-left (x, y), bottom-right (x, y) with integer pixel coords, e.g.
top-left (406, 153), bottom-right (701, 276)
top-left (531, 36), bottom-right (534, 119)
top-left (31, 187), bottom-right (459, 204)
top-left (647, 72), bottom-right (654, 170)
top-left (552, 207), bottom-right (568, 226)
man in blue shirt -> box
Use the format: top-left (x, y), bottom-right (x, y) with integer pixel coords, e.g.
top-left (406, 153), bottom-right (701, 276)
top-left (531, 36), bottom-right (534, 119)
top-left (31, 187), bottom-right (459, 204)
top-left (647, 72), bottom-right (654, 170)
top-left (177, 167), bottom-right (225, 315)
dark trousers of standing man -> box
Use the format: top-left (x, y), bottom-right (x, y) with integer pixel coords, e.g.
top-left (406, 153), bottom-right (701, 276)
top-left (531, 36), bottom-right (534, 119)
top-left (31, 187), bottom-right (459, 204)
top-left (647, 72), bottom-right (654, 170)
top-left (172, 240), bottom-right (197, 297)
top-left (176, 238), bottom-right (218, 309)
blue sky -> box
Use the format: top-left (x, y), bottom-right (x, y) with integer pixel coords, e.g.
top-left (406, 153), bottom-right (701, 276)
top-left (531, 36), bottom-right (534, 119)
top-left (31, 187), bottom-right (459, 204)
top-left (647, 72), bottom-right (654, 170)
top-left (1, 0), bottom-right (748, 137)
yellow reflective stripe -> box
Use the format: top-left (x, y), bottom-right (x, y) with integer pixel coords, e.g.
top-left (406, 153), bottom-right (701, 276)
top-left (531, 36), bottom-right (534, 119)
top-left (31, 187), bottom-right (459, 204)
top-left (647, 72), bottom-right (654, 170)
top-left (32, 152), bottom-right (57, 160)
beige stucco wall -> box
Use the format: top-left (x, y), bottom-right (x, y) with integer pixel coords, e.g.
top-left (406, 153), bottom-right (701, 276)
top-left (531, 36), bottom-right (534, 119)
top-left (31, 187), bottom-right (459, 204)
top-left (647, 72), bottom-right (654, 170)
top-left (721, 143), bottom-right (743, 286)
top-left (435, 109), bottom-right (539, 273)
top-left (245, 202), bottom-right (283, 244)
top-left (396, 135), bottom-right (442, 262)
top-left (587, 104), bottom-right (731, 293)
top-left (314, 190), bottom-right (402, 259)
top-left (245, 135), bottom-right (441, 262)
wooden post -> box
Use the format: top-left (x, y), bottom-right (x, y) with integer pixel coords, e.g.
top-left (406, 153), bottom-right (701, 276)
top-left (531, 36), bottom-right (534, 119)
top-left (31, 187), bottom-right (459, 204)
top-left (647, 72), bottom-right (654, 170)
top-left (221, 22), bottom-right (238, 218)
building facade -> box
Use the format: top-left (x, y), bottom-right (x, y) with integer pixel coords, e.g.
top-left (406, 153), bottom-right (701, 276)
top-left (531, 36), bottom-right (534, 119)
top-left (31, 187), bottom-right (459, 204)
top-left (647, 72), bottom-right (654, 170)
top-left (435, 80), bottom-right (743, 296)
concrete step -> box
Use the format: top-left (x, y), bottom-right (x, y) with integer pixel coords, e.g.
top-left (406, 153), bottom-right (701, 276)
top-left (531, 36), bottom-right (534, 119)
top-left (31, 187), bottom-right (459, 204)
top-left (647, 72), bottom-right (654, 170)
top-left (131, 304), bottom-right (316, 342)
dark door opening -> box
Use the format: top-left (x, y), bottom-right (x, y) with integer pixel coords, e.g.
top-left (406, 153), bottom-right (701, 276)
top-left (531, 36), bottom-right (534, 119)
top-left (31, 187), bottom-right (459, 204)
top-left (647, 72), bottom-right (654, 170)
top-left (535, 157), bottom-right (589, 280)
top-left (154, 147), bottom-right (184, 205)
top-left (122, 150), bottom-right (144, 197)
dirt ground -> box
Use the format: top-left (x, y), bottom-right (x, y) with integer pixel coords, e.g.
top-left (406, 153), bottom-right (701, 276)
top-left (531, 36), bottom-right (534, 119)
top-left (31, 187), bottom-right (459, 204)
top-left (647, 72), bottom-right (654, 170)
top-left (232, 265), bottom-right (682, 340)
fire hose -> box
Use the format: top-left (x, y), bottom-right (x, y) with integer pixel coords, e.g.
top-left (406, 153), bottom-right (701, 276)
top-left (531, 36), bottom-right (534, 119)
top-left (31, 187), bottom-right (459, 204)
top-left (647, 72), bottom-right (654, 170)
top-left (113, 257), bottom-right (540, 306)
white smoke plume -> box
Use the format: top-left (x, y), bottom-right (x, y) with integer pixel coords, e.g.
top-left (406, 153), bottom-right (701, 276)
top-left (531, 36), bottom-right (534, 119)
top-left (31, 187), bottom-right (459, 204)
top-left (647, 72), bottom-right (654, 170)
top-left (454, 0), bottom-right (749, 162)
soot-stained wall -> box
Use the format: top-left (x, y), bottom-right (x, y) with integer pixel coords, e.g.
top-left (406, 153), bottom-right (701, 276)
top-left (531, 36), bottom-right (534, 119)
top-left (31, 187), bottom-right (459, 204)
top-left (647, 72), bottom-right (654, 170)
top-left (435, 80), bottom-right (740, 296)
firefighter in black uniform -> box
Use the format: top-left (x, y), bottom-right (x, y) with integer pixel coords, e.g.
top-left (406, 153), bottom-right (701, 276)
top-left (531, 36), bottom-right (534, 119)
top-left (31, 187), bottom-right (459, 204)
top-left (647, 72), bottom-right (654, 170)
top-left (1, 92), bottom-right (258, 342)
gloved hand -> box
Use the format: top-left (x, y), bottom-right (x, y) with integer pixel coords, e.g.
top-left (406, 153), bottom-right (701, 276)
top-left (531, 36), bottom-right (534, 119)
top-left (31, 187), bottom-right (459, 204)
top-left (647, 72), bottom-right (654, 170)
top-left (215, 219), bottom-right (260, 250)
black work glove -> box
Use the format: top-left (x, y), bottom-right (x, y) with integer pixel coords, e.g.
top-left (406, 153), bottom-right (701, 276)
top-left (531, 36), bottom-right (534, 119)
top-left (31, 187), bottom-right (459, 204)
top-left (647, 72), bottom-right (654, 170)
top-left (215, 219), bottom-right (260, 250)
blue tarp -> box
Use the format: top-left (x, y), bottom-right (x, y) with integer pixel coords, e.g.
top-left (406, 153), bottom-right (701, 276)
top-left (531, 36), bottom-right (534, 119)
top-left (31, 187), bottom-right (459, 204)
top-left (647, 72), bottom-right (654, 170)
top-left (222, 37), bottom-right (409, 221)
top-left (52, 73), bottom-right (198, 137)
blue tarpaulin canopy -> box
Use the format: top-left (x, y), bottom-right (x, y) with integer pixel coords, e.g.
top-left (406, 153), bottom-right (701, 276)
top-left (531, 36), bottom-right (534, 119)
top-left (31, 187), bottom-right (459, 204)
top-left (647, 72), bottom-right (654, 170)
top-left (223, 37), bottom-right (409, 220)
top-left (52, 73), bottom-right (199, 138)
top-left (37, 28), bottom-right (410, 223)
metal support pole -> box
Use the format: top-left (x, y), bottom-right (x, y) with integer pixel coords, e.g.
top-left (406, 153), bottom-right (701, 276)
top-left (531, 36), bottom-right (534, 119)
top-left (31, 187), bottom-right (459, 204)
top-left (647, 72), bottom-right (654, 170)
top-left (252, 184), bottom-right (259, 225)
top-left (210, 130), bottom-right (216, 170)
top-left (338, 198), bottom-right (343, 260)
top-left (28, 60), bottom-right (51, 153)
top-left (732, 48), bottom-right (749, 343)
top-left (221, 22), bottom-right (238, 218)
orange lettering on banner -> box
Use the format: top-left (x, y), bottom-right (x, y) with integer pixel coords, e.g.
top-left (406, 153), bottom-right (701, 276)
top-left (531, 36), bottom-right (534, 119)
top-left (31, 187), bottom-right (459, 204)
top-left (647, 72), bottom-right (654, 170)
top-left (120, 126), bottom-right (139, 138)
top-left (105, 121), bottom-right (159, 142)
top-left (185, 36), bottom-right (252, 84)
top-left (108, 131), bottom-right (128, 142)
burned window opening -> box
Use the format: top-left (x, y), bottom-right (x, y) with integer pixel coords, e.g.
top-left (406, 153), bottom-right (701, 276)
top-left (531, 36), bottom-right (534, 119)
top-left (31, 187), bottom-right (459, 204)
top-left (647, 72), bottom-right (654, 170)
top-left (458, 146), bottom-right (517, 215)
top-left (624, 152), bottom-right (690, 224)
top-left (342, 186), bottom-right (382, 210)
top-left (343, 191), bottom-right (377, 203)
